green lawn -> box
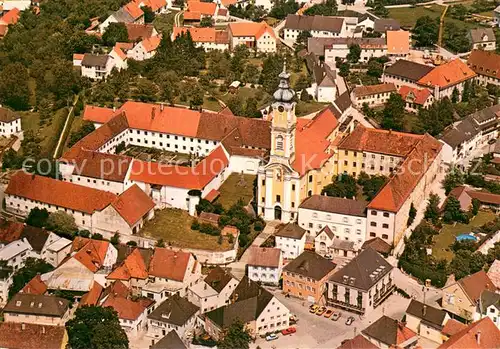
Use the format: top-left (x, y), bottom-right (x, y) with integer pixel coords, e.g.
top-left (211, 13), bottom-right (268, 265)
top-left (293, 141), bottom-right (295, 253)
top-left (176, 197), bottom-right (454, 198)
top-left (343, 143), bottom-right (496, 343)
top-left (20, 108), bottom-right (68, 157)
top-left (216, 173), bottom-right (256, 209)
top-left (388, 5), bottom-right (445, 28)
top-left (140, 208), bottom-right (233, 251)
top-left (432, 211), bottom-right (497, 261)
top-left (153, 10), bottom-right (179, 34)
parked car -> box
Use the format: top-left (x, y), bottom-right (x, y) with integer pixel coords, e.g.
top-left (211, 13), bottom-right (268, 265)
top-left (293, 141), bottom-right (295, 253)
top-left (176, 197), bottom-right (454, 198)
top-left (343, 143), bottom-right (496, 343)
top-left (289, 315), bottom-right (298, 324)
top-left (281, 327), bottom-right (296, 335)
top-left (309, 304), bottom-right (319, 313)
top-left (324, 254), bottom-right (333, 260)
top-left (324, 309), bottom-right (334, 318)
top-left (345, 316), bottom-right (355, 326)
top-left (315, 306), bottom-right (327, 316)
top-left (331, 312), bottom-right (341, 321)
top-left (266, 333), bottom-right (279, 341)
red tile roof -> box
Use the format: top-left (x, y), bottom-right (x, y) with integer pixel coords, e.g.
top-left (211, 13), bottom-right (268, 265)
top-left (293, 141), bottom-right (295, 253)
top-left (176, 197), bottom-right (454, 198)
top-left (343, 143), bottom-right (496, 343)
top-left (292, 106), bottom-right (339, 176)
top-left (129, 145), bottom-right (229, 190)
top-left (228, 21), bottom-right (276, 39)
top-left (0, 218), bottom-right (24, 243)
top-left (82, 105), bottom-right (115, 124)
top-left (398, 86), bottom-right (432, 106)
top-left (418, 59), bottom-right (476, 89)
top-left (0, 323), bottom-right (66, 349)
top-left (467, 190), bottom-right (500, 205)
top-left (187, 1), bottom-right (217, 16)
top-left (72, 238), bottom-right (111, 272)
top-left (125, 23), bottom-right (156, 42)
top-left (338, 124), bottom-right (423, 156)
top-left (107, 248), bottom-right (149, 281)
top-left (172, 26), bottom-right (228, 44)
top-left (20, 275), bottom-right (48, 295)
top-left (386, 30), bottom-right (410, 55)
top-left (368, 133), bottom-right (442, 212)
top-left (141, 35), bottom-right (161, 52)
top-left (467, 49), bottom-right (500, 80)
top-left (101, 293), bottom-right (154, 320)
top-left (79, 281), bottom-right (104, 306)
top-left (0, 8), bottom-right (21, 25)
top-left (112, 184), bottom-right (155, 226)
top-left (354, 83), bottom-right (397, 98)
top-left (438, 318), bottom-right (500, 349)
top-left (183, 11), bottom-right (201, 20)
top-left (442, 319), bottom-right (467, 337)
top-left (133, 0), bottom-right (166, 12)
top-left (73, 53), bottom-right (85, 61)
top-left (247, 247), bottom-right (281, 268)
top-left (148, 248), bottom-right (191, 281)
top-left (204, 189), bottom-right (220, 202)
top-left (457, 270), bottom-right (496, 303)
top-left (123, 2), bottom-right (144, 19)
top-left (6, 172), bottom-right (117, 214)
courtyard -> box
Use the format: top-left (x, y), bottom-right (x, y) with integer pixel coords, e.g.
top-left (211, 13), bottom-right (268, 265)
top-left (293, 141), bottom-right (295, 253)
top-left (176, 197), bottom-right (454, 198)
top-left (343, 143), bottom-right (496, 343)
top-left (215, 173), bottom-right (256, 209)
top-left (139, 208), bottom-right (232, 251)
top-left (123, 145), bottom-right (195, 165)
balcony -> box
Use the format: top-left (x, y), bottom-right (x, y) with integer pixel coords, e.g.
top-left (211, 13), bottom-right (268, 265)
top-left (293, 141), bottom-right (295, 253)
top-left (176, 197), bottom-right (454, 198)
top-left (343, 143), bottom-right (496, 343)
top-left (327, 298), bottom-right (365, 315)
top-left (373, 284), bottom-right (395, 308)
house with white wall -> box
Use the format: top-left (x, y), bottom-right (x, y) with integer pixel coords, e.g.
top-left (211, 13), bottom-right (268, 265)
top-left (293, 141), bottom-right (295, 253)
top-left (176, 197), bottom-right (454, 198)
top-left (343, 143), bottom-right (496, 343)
top-left (352, 83), bottom-right (396, 108)
top-left (187, 266), bottom-right (238, 314)
top-left (127, 36), bottom-right (161, 61)
top-left (204, 276), bottom-right (290, 339)
top-left (0, 238), bottom-right (32, 272)
top-left (0, 106), bottom-right (22, 138)
top-left (327, 248), bottom-right (394, 316)
top-left (99, 1), bottom-right (145, 33)
top-left (171, 27), bottom-right (229, 52)
top-left (3, 293), bottom-right (70, 326)
top-left (405, 300), bottom-right (450, 344)
top-left (283, 15), bottom-right (346, 44)
top-left (80, 54), bottom-right (115, 80)
top-left (274, 223), bottom-right (307, 260)
top-left (247, 247), bottom-right (282, 285)
top-left (469, 28), bottom-right (496, 51)
top-left (40, 233), bottom-right (72, 267)
top-left (147, 294), bottom-right (199, 342)
top-left (307, 37), bottom-right (387, 65)
top-left (228, 22), bottom-right (276, 53)
top-left (467, 49), bottom-right (500, 87)
top-left (474, 290), bottom-right (500, 330)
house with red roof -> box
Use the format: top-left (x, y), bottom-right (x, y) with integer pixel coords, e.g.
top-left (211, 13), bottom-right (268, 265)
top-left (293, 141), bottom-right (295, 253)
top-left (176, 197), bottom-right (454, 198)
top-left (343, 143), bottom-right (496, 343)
top-left (398, 85), bottom-right (434, 112)
top-left (127, 35), bottom-right (162, 61)
top-left (171, 26), bottom-right (229, 51)
top-left (5, 172), bottom-right (155, 236)
top-left (99, 0), bottom-right (145, 33)
top-left (106, 248), bottom-right (150, 291)
top-left (40, 238), bottom-right (118, 292)
top-left (438, 317), bottom-right (500, 349)
top-left (0, 7), bottom-right (20, 38)
top-left (141, 248), bottom-right (202, 303)
top-left (110, 42), bottom-right (134, 70)
top-left (184, 1), bottom-right (219, 23)
top-left (362, 315), bottom-right (418, 349)
top-left (228, 21), bottom-right (277, 53)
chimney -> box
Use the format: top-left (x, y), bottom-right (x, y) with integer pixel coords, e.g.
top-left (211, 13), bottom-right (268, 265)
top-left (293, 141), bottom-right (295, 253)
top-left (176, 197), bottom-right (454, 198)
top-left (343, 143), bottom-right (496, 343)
top-left (423, 305), bottom-right (427, 317)
top-left (152, 107), bottom-right (156, 120)
top-left (113, 106), bottom-right (116, 112)
top-left (42, 326), bottom-right (46, 334)
top-left (160, 103), bottom-right (164, 111)
top-left (476, 331), bottom-right (481, 345)
top-left (21, 323), bottom-right (25, 330)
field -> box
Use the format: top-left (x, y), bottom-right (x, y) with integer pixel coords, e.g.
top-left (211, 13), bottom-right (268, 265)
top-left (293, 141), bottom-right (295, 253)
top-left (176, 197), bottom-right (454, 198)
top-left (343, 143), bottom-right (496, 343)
top-left (431, 210), bottom-right (497, 261)
top-left (20, 108), bottom-right (68, 157)
top-left (216, 173), bottom-right (256, 209)
top-left (140, 208), bottom-right (233, 251)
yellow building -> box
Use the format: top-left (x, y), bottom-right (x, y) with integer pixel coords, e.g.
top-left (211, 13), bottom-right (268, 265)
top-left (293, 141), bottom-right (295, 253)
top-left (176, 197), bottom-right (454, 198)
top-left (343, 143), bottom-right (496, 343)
top-left (257, 64), bottom-right (347, 223)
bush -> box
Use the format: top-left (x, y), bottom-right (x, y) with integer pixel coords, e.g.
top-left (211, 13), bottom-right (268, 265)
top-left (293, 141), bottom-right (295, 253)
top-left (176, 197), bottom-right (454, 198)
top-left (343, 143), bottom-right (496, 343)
top-left (398, 259), bottom-right (447, 287)
top-left (191, 220), bottom-right (200, 230)
top-left (238, 233), bottom-right (249, 247)
top-left (126, 240), bottom-right (137, 246)
top-left (91, 233), bottom-right (103, 240)
top-left (110, 233), bottom-right (120, 245)
top-left (26, 207), bottom-right (49, 228)
top-left (199, 223), bottom-right (221, 236)
top-left (254, 220), bottom-right (264, 231)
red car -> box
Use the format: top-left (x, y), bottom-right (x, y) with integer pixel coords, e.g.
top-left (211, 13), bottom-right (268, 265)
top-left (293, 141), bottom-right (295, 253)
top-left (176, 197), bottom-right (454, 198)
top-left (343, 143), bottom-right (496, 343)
top-left (281, 327), bottom-right (297, 335)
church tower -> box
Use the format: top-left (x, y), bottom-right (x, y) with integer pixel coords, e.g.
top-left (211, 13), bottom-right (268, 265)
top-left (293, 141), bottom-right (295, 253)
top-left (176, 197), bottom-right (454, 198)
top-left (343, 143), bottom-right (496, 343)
top-left (270, 62), bottom-right (297, 164)
top-left (257, 62), bottom-right (300, 223)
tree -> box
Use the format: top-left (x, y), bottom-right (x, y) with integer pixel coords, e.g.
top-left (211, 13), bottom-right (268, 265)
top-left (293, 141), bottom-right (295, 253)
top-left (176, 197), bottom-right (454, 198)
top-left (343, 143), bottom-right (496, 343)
top-left (338, 61), bottom-right (350, 77)
top-left (241, 64), bottom-right (260, 84)
top-left (156, 239), bottom-right (165, 247)
top-left (259, 54), bottom-right (283, 94)
top-left (68, 121), bottom-right (96, 147)
top-left (110, 233), bottom-right (120, 245)
top-left (424, 193), bottom-right (440, 225)
top-left (347, 44), bottom-right (361, 63)
top-left (442, 167), bottom-right (465, 195)
top-left (462, 80), bottom-right (471, 102)
top-left (373, 2), bottom-right (389, 17)
top-left (367, 59), bottom-right (383, 78)
top-left (295, 30), bottom-right (312, 51)
top-left (304, 0), bottom-right (337, 16)
top-left (322, 174), bottom-right (358, 198)
top-left (9, 258), bottom-right (53, 298)
top-left (66, 306), bottom-right (129, 349)
top-left (443, 196), bottom-right (468, 223)
top-left (293, 74), bottom-right (311, 92)
top-left (218, 320), bottom-right (252, 349)
top-left (46, 211), bottom-right (78, 238)
top-left (26, 207), bottom-right (50, 228)
top-left (358, 174), bottom-right (387, 201)
top-left (200, 16), bottom-right (213, 27)
top-left (408, 203), bottom-right (417, 226)
top-left (451, 87), bottom-right (459, 103)
top-left (0, 63), bottom-right (31, 110)
top-left (142, 6), bottom-right (155, 23)
top-left (381, 93), bottom-right (405, 131)
top-left (412, 16), bottom-right (439, 47)
top-left (443, 22), bottom-right (470, 53)
top-left (102, 23), bottom-right (129, 46)
top-left (269, 0), bottom-right (300, 19)
top-left (471, 198), bottom-right (480, 216)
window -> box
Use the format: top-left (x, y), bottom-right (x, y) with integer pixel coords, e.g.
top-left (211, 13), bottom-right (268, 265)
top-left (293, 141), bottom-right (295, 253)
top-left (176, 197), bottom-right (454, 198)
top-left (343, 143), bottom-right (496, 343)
top-left (292, 184), bottom-right (296, 191)
top-left (309, 175), bottom-right (313, 183)
top-left (383, 212), bottom-right (389, 217)
top-left (370, 222), bottom-right (377, 227)
top-left (308, 223), bottom-right (313, 228)
top-left (371, 210), bottom-right (377, 216)
top-left (276, 135), bottom-right (284, 151)
top-left (312, 212), bottom-right (318, 218)
top-left (382, 223), bottom-right (389, 229)
top-left (276, 195), bottom-right (281, 203)
top-left (382, 234), bottom-right (388, 239)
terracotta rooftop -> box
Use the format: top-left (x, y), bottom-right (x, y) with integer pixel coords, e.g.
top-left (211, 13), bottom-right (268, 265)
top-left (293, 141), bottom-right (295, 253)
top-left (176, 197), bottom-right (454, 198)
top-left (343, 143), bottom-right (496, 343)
top-left (467, 49), bottom-right (500, 80)
top-left (228, 21), bottom-right (276, 39)
top-left (399, 86), bottom-right (432, 105)
top-left (442, 319), bottom-right (467, 337)
top-left (418, 59), bottom-right (476, 89)
top-left (172, 26), bottom-right (229, 44)
top-left (79, 281), bottom-right (104, 306)
top-left (247, 247), bottom-right (281, 268)
top-left (102, 293), bottom-right (154, 321)
top-left (148, 248), bottom-right (192, 281)
top-left (456, 270), bottom-right (496, 303)
top-left (141, 35), bottom-right (161, 52)
top-left (111, 184), bottom-right (155, 226)
top-left (438, 317), bottom-right (500, 349)
top-left (337, 334), bottom-right (378, 349)
top-left (20, 275), bottom-right (48, 295)
top-left (386, 30), bottom-right (410, 55)
top-left (354, 83), bottom-right (396, 98)
top-left (107, 248), bottom-right (148, 281)
top-left (362, 315), bottom-right (417, 347)
top-left (0, 323), bottom-right (66, 349)
top-left (72, 237), bottom-right (111, 272)
top-left (0, 8), bottom-right (20, 25)
top-left (187, 1), bottom-right (216, 15)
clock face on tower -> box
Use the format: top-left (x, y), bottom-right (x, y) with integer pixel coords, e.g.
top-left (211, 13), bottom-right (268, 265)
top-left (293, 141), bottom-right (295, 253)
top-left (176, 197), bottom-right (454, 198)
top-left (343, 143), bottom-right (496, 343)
top-left (278, 105), bottom-right (284, 112)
